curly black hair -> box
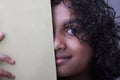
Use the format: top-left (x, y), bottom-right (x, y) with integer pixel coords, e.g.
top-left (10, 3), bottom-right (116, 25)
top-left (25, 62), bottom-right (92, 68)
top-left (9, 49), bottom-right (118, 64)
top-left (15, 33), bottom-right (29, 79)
top-left (51, 0), bottom-right (120, 80)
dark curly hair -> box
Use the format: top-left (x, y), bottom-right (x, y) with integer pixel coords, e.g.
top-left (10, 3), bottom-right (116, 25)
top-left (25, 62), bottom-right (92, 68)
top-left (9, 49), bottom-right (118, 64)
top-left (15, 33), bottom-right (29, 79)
top-left (51, 0), bottom-right (120, 80)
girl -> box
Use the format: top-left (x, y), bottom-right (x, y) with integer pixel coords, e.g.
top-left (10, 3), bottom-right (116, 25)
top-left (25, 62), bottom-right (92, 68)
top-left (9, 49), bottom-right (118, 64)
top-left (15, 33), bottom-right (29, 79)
top-left (51, 0), bottom-right (120, 80)
top-left (0, 0), bottom-right (120, 80)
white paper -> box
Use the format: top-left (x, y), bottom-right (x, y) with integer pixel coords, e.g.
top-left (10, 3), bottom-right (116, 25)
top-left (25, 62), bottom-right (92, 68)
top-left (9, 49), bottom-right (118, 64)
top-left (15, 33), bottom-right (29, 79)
top-left (0, 0), bottom-right (56, 80)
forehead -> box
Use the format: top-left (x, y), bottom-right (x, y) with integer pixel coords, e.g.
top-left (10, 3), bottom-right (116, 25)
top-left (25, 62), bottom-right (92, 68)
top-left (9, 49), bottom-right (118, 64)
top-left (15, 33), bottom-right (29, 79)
top-left (52, 2), bottom-right (73, 27)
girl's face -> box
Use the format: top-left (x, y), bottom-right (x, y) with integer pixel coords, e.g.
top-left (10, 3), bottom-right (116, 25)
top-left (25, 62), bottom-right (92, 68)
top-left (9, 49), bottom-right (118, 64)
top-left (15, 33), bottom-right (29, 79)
top-left (52, 2), bottom-right (93, 77)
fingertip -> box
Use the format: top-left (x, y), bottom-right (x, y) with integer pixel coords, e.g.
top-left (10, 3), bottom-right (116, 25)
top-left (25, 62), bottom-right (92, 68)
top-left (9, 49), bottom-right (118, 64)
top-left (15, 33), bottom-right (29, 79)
top-left (11, 75), bottom-right (15, 79)
top-left (0, 69), bottom-right (15, 79)
top-left (8, 74), bottom-right (15, 80)
top-left (9, 58), bottom-right (16, 64)
top-left (7, 72), bottom-right (15, 79)
top-left (0, 54), bottom-right (16, 64)
top-left (0, 32), bottom-right (5, 41)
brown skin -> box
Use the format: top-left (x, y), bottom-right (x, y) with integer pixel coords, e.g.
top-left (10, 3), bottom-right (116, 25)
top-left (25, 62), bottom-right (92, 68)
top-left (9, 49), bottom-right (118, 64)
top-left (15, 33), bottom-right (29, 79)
top-left (53, 2), bottom-right (93, 80)
top-left (0, 32), bottom-right (15, 79)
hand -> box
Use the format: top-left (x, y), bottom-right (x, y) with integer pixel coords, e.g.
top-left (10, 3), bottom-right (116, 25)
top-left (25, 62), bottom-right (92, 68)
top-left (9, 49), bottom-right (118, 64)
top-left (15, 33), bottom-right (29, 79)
top-left (0, 32), bottom-right (15, 79)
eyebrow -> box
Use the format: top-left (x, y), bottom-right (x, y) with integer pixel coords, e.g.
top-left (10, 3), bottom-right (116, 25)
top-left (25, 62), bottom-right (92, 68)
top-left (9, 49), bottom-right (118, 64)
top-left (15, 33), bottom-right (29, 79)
top-left (64, 19), bottom-right (76, 24)
top-left (63, 19), bottom-right (81, 28)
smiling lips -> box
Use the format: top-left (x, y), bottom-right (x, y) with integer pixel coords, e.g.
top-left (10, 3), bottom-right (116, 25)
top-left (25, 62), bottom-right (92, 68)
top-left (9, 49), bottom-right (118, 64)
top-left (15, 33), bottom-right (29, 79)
top-left (55, 53), bottom-right (72, 65)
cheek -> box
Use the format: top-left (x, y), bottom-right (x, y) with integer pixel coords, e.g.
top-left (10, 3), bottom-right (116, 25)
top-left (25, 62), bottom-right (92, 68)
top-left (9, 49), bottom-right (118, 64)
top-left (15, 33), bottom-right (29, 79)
top-left (57, 38), bottom-right (93, 77)
top-left (67, 38), bottom-right (92, 54)
top-left (67, 38), bottom-right (93, 66)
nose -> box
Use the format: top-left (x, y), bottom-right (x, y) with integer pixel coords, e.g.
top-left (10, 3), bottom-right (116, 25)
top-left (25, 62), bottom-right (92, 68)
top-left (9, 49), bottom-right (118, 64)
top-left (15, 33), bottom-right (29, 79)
top-left (54, 35), bottom-right (66, 52)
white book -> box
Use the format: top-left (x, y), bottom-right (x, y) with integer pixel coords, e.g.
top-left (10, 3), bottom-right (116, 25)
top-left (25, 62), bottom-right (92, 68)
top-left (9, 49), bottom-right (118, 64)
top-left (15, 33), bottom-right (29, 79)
top-left (0, 0), bottom-right (56, 80)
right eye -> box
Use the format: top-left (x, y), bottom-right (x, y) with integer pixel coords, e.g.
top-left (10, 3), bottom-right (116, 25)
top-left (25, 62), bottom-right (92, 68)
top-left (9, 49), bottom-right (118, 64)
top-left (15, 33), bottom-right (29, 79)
top-left (66, 27), bottom-right (76, 36)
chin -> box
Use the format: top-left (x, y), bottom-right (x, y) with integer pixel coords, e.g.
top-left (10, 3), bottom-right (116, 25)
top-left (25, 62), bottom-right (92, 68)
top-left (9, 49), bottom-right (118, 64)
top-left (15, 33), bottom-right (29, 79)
top-left (57, 68), bottom-right (77, 78)
top-left (57, 69), bottom-right (71, 77)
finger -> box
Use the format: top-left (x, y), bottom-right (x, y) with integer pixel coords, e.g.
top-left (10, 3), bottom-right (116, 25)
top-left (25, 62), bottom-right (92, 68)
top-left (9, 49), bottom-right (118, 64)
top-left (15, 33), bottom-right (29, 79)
top-left (0, 54), bottom-right (15, 64)
top-left (0, 69), bottom-right (15, 79)
top-left (0, 32), bottom-right (5, 41)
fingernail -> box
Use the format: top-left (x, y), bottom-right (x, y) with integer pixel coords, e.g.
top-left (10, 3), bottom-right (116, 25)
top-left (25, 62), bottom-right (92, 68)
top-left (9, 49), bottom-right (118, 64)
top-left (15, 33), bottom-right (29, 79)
top-left (10, 75), bottom-right (15, 79)
top-left (12, 75), bottom-right (15, 79)
top-left (8, 73), bottom-right (15, 79)
top-left (10, 58), bottom-right (15, 64)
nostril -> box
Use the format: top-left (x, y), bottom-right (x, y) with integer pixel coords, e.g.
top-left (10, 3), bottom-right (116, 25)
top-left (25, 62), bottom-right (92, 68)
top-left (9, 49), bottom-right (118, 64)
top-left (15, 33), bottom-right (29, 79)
top-left (55, 47), bottom-right (61, 52)
top-left (54, 40), bottom-right (66, 52)
top-left (54, 35), bottom-right (66, 51)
